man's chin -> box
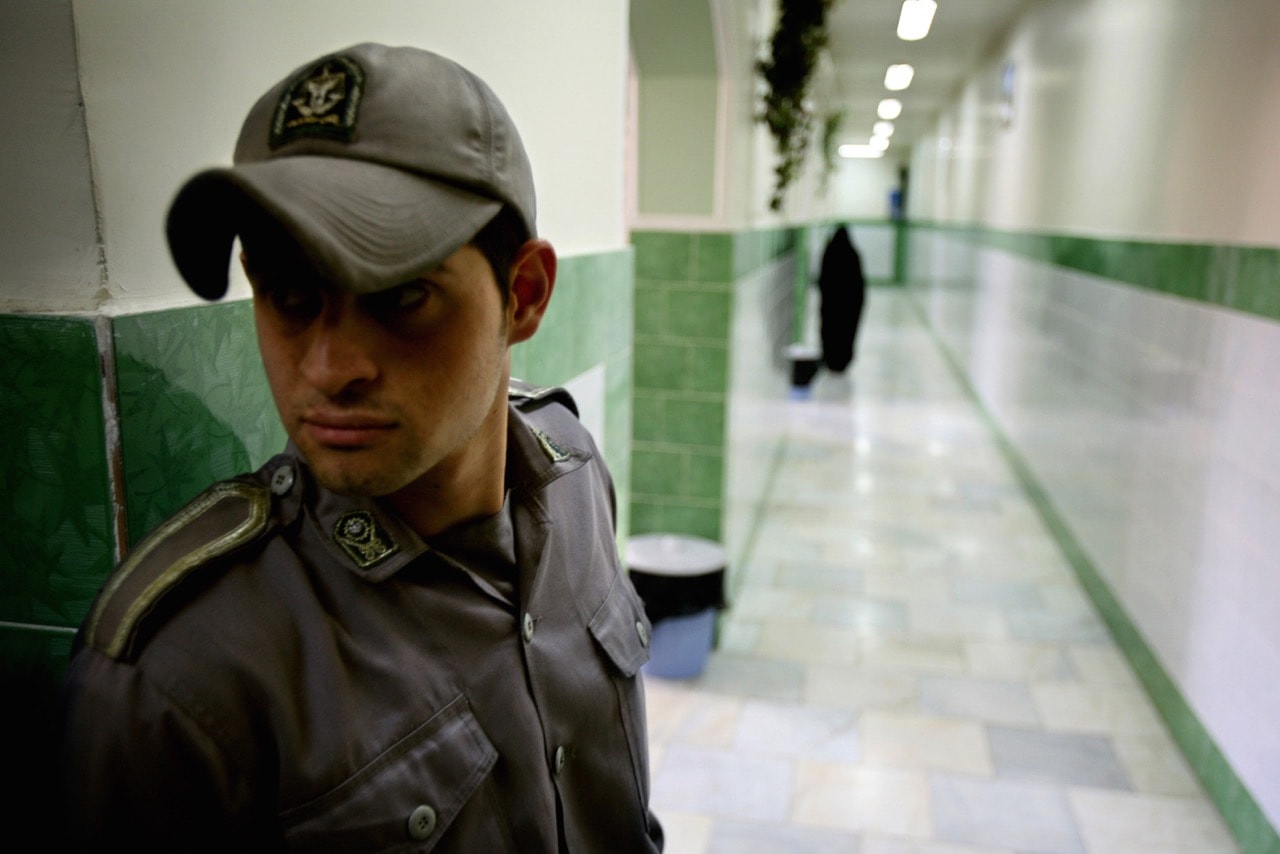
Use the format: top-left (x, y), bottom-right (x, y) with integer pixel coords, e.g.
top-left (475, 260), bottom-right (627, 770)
top-left (305, 457), bottom-right (406, 499)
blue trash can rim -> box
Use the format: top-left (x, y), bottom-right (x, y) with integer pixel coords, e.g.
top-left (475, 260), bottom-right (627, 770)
top-left (626, 534), bottom-right (726, 576)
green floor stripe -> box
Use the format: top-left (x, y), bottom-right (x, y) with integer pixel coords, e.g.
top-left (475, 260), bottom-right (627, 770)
top-left (906, 292), bottom-right (1280, 854)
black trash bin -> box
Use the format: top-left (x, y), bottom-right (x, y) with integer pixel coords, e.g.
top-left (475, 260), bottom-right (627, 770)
top-left (626, 534), bottom-right (727, 678)
top-left (785, 343), bottom-right (821, 397)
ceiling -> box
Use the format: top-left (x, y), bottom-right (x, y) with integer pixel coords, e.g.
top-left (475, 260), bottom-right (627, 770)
top-left (822, 0), bottom-right (1030, 158)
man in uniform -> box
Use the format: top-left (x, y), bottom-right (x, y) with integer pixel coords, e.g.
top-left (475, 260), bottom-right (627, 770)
top-left (59, 43), bottom-right (664, 851)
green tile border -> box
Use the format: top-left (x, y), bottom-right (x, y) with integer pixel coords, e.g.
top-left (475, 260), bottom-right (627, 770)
top-left (908, 221), bottom-right (1280, 325)
top-left (630, 227), bottom-right (800, 544)
top-left (908, 295), bottom-right (1280, 854)
top-left (113, 300), bottom-right (286, 548)
top-left (0, 314), bottom-right (116, 630)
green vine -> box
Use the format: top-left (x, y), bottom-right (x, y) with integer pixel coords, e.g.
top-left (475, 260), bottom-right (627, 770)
top-left (820, 110), bottom-right (844, 189)
top-left (756, 0), bottom-right (835, 211)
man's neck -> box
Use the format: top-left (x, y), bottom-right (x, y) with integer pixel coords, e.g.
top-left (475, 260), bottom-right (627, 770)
top-left (382, 395), bottom-right (510, 539)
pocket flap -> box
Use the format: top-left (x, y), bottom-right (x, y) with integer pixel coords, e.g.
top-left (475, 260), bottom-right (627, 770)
top-left (280, 695), bottom-right (497, 851)
top-left (589, 575), bottom-right (653, 678)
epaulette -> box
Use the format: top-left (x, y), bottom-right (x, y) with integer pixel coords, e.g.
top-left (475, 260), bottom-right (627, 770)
top-left (508, 378), bottom-right (579, 418)
top-left (83, 479), bottom-right (272, 661)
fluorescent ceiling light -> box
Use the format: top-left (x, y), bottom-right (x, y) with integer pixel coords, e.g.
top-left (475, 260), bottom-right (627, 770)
top-left (884, 64), bottom-right (915, 91)
top-left (838, 144), bottom-right (884, 159)
top-left (878, 98), bottom-right (903, 120)
top-left (874, 121), bottom-right (895, 137)
top-left (870, 135), bottom-right (890, 151)
top-left (897, 0), bottom-right (937, 41)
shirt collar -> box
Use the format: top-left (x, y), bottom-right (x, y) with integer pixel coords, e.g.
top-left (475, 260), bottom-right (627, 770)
top-left (288, 400), bottom-right (588, 582)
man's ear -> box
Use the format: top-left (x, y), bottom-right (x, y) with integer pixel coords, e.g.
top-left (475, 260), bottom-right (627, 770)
top-left (506, 239), bottom-right (557, 345)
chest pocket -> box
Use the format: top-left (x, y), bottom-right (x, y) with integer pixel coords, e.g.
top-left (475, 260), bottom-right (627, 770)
top-left (279, 696), bottom-right (502, 852)
top-left (588, 571), bottom-right (653, 677)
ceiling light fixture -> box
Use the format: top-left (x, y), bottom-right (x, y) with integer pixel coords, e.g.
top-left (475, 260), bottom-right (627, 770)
top-left (884, 64), bottom-right (915, 91)
top-left (838, 144), bottom-right (884, 159)
top-left (874, 121), bottom-right (895, 138)
top-left (877, 98), bottom-right (903, 120)
top-left (870, 135), bottom-right (891, 152)
top-left (897, 0), bottom-right (938, 41)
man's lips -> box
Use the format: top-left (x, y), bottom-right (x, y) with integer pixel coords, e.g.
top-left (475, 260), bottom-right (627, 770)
top-left (300, 412), bottom-right (397, 447)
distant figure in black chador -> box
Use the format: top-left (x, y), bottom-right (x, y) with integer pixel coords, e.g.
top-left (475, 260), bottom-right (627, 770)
top-left (818, 225), bottom-right (867, 372)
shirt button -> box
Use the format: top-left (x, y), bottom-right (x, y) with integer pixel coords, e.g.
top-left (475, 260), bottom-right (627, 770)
top-left (636, 620), bottom-right (650, 648)
top-left (406, 804), bottom-right (437, 841)
top-left (270, 465), bottom-right (295, 496)
top-left (522, 612), bottom-right (536, 643)
top-left (554, 745), bottom-right (568, 775)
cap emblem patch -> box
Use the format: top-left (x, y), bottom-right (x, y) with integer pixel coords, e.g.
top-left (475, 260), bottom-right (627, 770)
top-left (333, 510), bottom-right (398, 569)
top-left (271, 54), bottom-right (365, 149)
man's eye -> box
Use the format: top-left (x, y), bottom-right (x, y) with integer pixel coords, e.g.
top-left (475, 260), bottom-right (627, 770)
top-left (267, 286), bottom-right (321, 318)
top-left (367, 282), bottom-right (428, 315)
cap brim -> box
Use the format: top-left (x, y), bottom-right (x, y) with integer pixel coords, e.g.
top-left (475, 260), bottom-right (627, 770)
top-left (166, 156), bottom-right (502, 300)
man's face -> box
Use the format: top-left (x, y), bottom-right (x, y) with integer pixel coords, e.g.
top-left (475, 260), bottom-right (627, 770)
top-left (247, 243), bottom-right (512, 503)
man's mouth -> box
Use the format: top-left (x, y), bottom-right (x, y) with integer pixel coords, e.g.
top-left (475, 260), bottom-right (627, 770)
top-left (300, 411), bottom-right (397, 448)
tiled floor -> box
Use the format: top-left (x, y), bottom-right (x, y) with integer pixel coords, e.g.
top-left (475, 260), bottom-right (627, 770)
top-left (642, 290), bottom-right (1239, 853)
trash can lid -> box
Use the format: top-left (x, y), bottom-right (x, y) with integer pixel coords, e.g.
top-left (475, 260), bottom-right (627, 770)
top-left (627, 534), bottom-right (726, 576)
top-left (785, 343), bottom-right (821, 359)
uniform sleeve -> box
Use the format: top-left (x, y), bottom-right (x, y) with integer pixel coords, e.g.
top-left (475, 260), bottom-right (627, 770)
top-left (58, 648), bottom-right (266, 848)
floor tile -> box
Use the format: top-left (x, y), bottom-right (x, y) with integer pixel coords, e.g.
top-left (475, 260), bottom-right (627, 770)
top-left (1108, 731), bottom-right (1204, 797)
top-left (792, 762), bottom-right (933, 839)
top-left (860, 836), bottom-right (1011, 854)
top-left (919, 676), bottom-right (1041, 727)
top-left (1031, 682), bottom-right (1168, 736)
top-left (987, 725), bottom-right (1131, 789)
top-left (859, 711), bottom-right (993, 776)
top-left (707, 819), bottom-right (863, 853)
top-left (687, 653), bottom-right (806, 702)
top-left (1068, 788), bottom-right (1238, 853)
top-left (930, 774), bottom-right (1085, 853)
top-left (659, 812), bottom-right (714, 854)
top-left (963, 639), bottom-right (1074, 681)
top-left (802, 664), bottom-right (920, 712)
top-left (733, 700), bottom-right (861, 762)
top-left (651, 744), bottom-right (794, 822)
top-left (642, 290), bottom-right (1239, 853)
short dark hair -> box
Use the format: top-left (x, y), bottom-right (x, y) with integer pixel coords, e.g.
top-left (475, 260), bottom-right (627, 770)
top-left (469, 206), bottom-right (530, 303)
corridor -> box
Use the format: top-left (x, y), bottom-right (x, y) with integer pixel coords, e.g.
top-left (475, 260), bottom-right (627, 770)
top-left (643, 289), bottom-right (1238, 853)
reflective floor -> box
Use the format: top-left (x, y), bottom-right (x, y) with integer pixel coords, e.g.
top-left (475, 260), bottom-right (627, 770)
top-left (643, 290), bottom-right (1238, 853)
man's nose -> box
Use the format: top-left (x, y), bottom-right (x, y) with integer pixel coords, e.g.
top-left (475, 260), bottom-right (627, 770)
top-left (299, 306), bottom-right (379, 397)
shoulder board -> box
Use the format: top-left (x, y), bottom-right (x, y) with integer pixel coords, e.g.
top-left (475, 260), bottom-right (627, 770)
top-left (83, 479), bottom-right (271, 661)
top-left (508, 378), bottom-right (579, 418)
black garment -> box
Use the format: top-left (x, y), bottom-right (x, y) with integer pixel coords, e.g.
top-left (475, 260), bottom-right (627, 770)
top-left (817, 226), bottom-right (867, 372)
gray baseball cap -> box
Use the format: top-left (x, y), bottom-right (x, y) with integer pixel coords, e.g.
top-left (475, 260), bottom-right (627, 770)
top-left (166, 43), bottom-right (536, 299)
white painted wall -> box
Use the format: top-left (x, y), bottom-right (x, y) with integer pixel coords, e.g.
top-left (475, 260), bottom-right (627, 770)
top-left (906, 0), bottom-right (1280, 832)
top-left (910, 0), bottom-right (1280, 247)
top-left (829, 158), bottom-right (900, 221)
top-left (6, 0), bottom-right (629, 313)
top-left (0, 1), bottom-right (101, 312)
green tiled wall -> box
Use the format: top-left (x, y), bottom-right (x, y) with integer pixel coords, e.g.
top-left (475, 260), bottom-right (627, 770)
top-left (510, 248), bottom-right (635, 537)
top-left (1, 315), bottom-right (111, 677)
top-left (910, 222), bottom-right (1280, 324)
top-left (0, 247), bottom-right (635, 683)
top-left (630, 228), bottom-right (798, 541)
top-left (114, 301), bottom-right (286, 547)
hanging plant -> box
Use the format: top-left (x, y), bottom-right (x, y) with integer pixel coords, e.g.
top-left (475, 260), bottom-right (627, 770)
top-left (820, 110), bottom-right (844, 190)
top-left (756, 0), bottom-right (835, 211)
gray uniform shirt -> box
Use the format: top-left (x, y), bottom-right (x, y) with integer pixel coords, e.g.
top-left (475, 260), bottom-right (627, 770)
top-left (60, 386), bottom-right (664, 852)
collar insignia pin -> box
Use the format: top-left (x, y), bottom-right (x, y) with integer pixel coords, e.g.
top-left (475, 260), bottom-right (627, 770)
top-left (333, 510), bottom-right (399, 569)
top-left (532, 428), bottom-right (571, 464)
